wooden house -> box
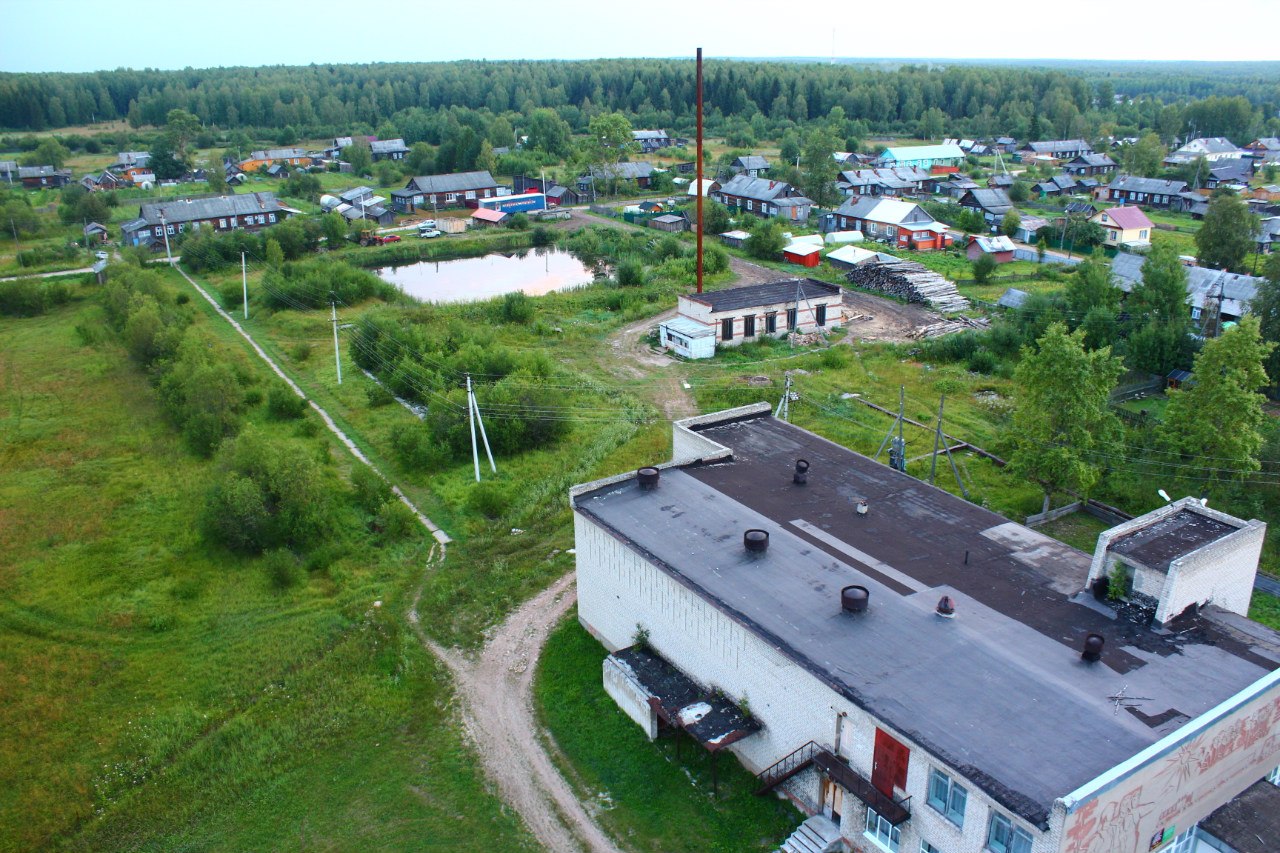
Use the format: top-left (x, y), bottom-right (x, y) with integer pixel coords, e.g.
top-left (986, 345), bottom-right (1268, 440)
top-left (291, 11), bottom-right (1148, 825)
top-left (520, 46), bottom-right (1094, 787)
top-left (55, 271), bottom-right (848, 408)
top-left (1017, 139), bottom-right (1093, 162)
top-left (1105, 176), bottom-right (1189, 208)
top-left (370, 139), bottom-right (409, 161)
top-left (730, 155), bottom-right (771, 178)
top-left (19, 165), bottom-right (71, 188)
top-left (1091, 206), bottom-right (1154, 248)
top-left (874, 144), bottom-right (965, 174)
top-left (824, 197), bottom-right (951, 250)
top-left (631, 130), bottom-right (671, 153)
top-left (391, 171), bottom-right (500, 213)
top-left (120, 192), bottom-right (288, 248)
top-left (1064, 153), bottom-right (1117, 177)
top-left (649, 214), bottom-right (689, 233)
top-left (713, 174), bottom-right (813, 221)
top-left (239, 148), bottom-right (313, 172)
top-left (83, 222), bottom-right (109, 244)
top-left (958, 188), bottom-right (1013, 224)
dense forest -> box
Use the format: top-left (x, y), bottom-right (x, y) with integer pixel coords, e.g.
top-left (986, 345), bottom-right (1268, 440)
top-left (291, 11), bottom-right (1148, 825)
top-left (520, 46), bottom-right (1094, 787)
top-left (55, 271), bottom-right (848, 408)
top-left (2, 59), bottom-right (1278, 144)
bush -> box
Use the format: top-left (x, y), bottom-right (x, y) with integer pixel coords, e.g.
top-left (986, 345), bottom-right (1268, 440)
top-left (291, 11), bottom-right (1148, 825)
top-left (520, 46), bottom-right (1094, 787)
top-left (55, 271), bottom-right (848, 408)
top-left (366, 383), bottom-right (394, 407)
top-left (390, 423), bottom-right (450, 472)
top-left (0, 278), bottom-right (70, 317)
top-left (351, 464), bottom-right (393, 515)
top-left (375, 499), bottom-right (417, 541)
top-left (967, 348), bottom-right (998, 374)
top-left (466, 481), bottom-right (513, 519)
top-left (616, 258), bottom-right (646, 286)
top-left (290, 341), bottom-right (312, 362)
top-left (972, 253), bottom-right (998, 284)
top-left (500, 290), bottom-right (534, 323)
top-left (264, 548), bottom-right (304, 590)
top-left (266, 384), bottom-right (307, 420)
top-left (531, 225), bottom-right (555, 247)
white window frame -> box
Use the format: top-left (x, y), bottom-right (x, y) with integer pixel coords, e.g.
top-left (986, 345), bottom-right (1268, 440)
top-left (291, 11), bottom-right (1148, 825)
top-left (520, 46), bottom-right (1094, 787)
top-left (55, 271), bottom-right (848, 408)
top-left (218, 219), bottom-right (227, 229)
top-left (1267, 765), bottom-right (1280, 785)
top-left (445, 193), bottom-right (458, 204)
top-left (865, 807), bottom-right (901, 852)
top-left (920, 843), bottom-right (941, 853)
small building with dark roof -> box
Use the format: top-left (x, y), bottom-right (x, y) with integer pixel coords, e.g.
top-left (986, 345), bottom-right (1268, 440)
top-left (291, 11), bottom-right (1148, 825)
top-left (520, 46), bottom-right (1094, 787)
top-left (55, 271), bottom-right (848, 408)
top-left (120, 192), bottom-right (287, 248)
top-left (392, 170), bottom-right (500, 212)
top-left (730, 154), bottom-right (771, 177)
top-left (1106, 175), bottom-right (1189, 208)
top-left (958, 187), bottom-right (1013, 223)
top-left (370, 139), bottom-right (409, 161)
top-left (19, 165), bottom-right (72, 189)
top-left (661, 278), bottom-right (844, 355)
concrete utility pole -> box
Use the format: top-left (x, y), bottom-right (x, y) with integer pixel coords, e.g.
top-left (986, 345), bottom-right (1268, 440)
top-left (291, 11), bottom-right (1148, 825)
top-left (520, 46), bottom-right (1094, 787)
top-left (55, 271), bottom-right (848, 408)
top-left (775, 371), bottom-right (793, 421)
top-left (695, 46), bottom-right (704, 294)
top-left (466, 375), bottom-right (496, 480)
top-left (160, 215), bottom-right (172, 264)
top-left (330, 298), bottom-right (342, 384)
top-left (241, 252), bottom-right (248, 320)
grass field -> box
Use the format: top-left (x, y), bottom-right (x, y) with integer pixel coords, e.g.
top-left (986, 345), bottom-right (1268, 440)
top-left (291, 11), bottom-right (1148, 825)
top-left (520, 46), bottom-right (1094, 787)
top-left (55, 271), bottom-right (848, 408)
top-left (0, 282), bottom-right (537, 851)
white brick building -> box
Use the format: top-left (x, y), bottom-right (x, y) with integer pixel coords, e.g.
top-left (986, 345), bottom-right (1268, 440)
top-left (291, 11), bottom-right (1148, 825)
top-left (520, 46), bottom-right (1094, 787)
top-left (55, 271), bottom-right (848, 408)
top-left (658, 278), bottom-right (844, 359)
top-left (570, 404), bottom-right (1280, 853)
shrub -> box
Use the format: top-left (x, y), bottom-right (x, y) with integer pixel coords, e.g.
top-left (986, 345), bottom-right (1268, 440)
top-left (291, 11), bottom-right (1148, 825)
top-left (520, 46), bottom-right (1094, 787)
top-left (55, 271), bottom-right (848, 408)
top-left (967, 348), bottom-right (998, 374)
top-left (266, 384), bottom-right (307, 420)
top-left (264, 548), bottom-right (304, 590)
top-left (290, 341), bottom-right (312, 362)
top-left (616, 258), bottom-right (646, 286)
top-left (375, 499), bottom-right (417, 541)
top-left (351, 464), bottom-right (393, 515)
top-left (531, 225), bottom-right (555, 247)
top-left (466, 481), bottom-right (513, 519)
top-left (971, 253), bottom-right (998, 284)
top-left (500, 290), bottom-right (535, 323)
top-left (366, 383), bottom-right (394, 407)
top-left (390, 423), bottom-right (450, 472)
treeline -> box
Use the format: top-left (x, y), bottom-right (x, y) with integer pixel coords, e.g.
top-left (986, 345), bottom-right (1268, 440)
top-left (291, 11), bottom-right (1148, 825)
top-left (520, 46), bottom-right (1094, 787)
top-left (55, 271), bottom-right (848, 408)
top-left (2, 59), bottom-right (1277, 144)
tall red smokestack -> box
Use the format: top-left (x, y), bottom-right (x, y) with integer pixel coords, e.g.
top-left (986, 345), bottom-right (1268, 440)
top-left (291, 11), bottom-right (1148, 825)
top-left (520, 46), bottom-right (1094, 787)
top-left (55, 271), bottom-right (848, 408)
top-left (696, 47), bottom-right (704, 294)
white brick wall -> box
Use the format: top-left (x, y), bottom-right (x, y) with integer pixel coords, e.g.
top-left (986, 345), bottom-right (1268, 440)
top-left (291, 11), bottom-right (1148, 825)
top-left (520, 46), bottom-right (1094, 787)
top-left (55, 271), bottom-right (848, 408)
top-left (574, 511), bottom-right (1062, 852)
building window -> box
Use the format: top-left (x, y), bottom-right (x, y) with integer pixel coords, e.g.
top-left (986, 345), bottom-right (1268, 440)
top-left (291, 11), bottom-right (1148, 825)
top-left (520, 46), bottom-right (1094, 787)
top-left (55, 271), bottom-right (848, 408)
top-left (218, 219), bottom-right (227, 228)
top-left (927, 769), bottom-right (967, 827)
top-left (815, 304), bottom-right (827, 327)
top-left (765, 312), bottom-right (777, 334)
top-left (1267, 765), bottom-right (1280, 785)
top-left (865, 808), bottom-right (901, 852)
top-left (269, 214), bottom-right (277, 223)
top-left (1140, 230), bottom-right (1148, 239)
top-left (743, 315), bottom-right (756, 337)
top-left (920, 843), bottom-right (941, 853)
top-left (721, 317), bottom-right (734, 340)
top-left (1166, 827), bottom-right (1198, 853)
top-left (746, 199), bottom-right (754, 211)
top-left (786, 307), bottom-right (798, 329)
top-left (986, 812), bottom-right (1032, 853)
top-left (445, 193), bottom-right (457, 203)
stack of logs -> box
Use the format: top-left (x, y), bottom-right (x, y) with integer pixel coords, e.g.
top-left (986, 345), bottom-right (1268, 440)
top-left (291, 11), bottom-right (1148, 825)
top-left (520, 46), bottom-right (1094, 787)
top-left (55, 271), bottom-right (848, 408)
top-left (911, 316), bottom-right (991, 339)
top-left (845, 257), bottom-right (970, 314)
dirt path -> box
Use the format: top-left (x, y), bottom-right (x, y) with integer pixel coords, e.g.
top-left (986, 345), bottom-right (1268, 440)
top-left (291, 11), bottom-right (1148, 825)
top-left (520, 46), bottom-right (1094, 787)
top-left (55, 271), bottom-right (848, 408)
top-left (411, 570), bottom-right (623, 853)
top-left (839, 289), bottom-right (942, 343)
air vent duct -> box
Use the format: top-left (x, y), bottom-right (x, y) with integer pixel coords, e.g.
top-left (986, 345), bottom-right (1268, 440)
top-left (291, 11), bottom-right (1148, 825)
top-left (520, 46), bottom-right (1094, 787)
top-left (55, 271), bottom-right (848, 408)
top-left (637, 467), bottom-right (660, 490)
top-left (841, 585), bottom-right (869, 613)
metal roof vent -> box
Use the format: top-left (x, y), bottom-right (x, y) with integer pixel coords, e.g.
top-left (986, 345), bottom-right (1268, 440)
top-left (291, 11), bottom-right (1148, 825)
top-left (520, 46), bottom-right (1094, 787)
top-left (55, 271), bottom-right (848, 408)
top-left (841, 585), bottom-right (869, 614)
top-left (856, 499), bottom-right (869, 516)
top-left (744, 529), bottom-right (769, 555)
top-left (637, 467), bottom-right (660, 490)
top-left (1082, 633), bottom-right (1105, 663)
top-left (793, 459), bottom-right (809, 485)
top-left (936, 596), bottom-right (956, 618)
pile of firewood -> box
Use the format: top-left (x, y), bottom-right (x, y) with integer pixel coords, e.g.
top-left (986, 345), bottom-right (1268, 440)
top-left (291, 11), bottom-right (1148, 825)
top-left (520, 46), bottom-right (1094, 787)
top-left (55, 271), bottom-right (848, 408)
top-left (911, 316), bottom-right (992, 339)
top-left (846, 258), bottom-right (970, 314)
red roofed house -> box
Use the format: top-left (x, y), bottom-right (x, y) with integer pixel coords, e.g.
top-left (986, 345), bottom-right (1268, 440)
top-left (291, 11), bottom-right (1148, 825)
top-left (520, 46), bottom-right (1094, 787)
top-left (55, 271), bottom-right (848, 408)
top-left (782, 243), bottom-right (822, 268)
top-left (470, 207), bottom-right (507, 228)
top-left (1090, 206), bottom-right (1154, 248)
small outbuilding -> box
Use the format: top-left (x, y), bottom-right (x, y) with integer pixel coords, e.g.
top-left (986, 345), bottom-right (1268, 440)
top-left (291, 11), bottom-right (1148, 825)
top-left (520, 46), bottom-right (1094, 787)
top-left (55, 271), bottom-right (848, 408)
top-left (470, 207), bottom-right (507, 227)
top-left (650, 214), bottom-right (688, 233)
top-left (782, 243), bottom-right (822, 268)
top-left (966, 234), bottom-right (1016, 263)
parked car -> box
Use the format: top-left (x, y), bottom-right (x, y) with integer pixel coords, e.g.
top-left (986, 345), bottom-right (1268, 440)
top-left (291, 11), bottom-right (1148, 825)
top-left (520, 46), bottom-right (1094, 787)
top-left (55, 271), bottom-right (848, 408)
top-left (418, 229), bottom-right (443, 239)
top-left (94, 251), bottom-right (109, 261)
top-left (418, 219), bottom-right (437, 229)
top-left (379, 235), bottom-right (401, 244)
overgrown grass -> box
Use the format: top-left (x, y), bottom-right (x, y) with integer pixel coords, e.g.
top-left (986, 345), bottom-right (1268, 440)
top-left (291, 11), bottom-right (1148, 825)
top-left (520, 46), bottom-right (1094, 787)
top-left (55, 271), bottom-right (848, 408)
top-left (1250, 591), bottom-right (1280, 631)
top-left (535, 614), bottom-right (803, 853)
top-left (1037, 512), bottom-right (1112, 553)
top-left (0, 292), bottom-right (536, 851)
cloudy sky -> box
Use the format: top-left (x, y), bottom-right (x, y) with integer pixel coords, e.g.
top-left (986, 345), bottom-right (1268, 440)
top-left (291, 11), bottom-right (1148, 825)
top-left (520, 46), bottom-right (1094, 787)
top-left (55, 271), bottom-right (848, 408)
top-left (5, 0), bottom-right (1279, 72)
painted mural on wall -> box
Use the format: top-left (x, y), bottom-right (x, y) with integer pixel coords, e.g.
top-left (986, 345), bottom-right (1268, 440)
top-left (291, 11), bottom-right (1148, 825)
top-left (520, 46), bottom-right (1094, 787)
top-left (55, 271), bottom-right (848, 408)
top-left (1062, 685), bottom-right (1280, 853)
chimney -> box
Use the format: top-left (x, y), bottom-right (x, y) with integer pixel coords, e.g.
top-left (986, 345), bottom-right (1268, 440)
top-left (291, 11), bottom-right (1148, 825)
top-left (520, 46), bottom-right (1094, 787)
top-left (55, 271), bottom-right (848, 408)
top-left (793, 459), bottom-right (809, 485)
top-left (636, 467), bottom-right (660, 490)
top-left (744, 529), bottom-right (769, 554)
top-left (841, 584), bottom-right (869, 613)
top-left (936, 596), bottom-right (956, 618)
top-left (1082, 633), bottom-right (1105, 663)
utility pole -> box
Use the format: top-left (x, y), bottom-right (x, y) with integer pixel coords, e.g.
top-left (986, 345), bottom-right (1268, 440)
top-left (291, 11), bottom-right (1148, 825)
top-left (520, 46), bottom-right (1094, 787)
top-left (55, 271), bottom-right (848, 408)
top-left (466, 375), bottom-right (481, 482)
top-left (876, 386), bottom-right (907, 472)
top-left (330, 296), bottom-right (342, 384)
top-left (929, 395), bottom-right (945, 485)
top-left (466, 375), bottom-right (496, 478)
top-left (160, 215), bottom-right (172, 264)
top-left (775, 371), bottom-right (793, 421)
top-left (695, 46), bottom-right (704, 294)
top-left (241, 252), bottom-right (248, 320)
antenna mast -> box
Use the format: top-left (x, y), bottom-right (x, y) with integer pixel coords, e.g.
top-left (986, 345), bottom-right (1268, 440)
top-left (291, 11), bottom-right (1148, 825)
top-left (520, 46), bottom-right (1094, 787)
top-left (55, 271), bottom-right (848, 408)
top-left (696, 47), bottom-right (704, 294)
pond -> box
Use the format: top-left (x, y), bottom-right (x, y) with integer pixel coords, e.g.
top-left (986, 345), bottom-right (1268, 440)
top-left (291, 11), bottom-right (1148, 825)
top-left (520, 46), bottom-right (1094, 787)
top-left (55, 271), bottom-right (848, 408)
top-left (374, 247), bottom-right (604, 304)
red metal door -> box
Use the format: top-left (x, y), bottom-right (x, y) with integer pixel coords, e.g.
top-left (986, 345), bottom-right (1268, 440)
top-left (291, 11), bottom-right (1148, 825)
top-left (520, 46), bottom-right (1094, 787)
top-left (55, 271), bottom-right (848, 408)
top-left (871, 728), bottom-right (910, 797)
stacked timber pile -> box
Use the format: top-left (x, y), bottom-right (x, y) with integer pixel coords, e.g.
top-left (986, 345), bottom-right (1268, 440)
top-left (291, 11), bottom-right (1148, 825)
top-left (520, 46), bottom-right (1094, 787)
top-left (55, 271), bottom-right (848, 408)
top-left (845, 257), bottom-right (969, 314)
top-left (911, 316), bottom-right (991, 339)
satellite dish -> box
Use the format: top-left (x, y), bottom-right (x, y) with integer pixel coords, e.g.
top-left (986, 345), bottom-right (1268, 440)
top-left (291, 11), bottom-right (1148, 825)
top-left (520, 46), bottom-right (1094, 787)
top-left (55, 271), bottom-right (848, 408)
top-left (1157, 489), bottom-right (1171, 503)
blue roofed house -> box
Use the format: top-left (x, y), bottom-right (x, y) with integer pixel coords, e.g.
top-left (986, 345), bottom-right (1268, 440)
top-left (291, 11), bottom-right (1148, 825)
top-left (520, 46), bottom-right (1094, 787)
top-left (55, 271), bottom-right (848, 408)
top-left (874, 144), bottom-right (966, 174)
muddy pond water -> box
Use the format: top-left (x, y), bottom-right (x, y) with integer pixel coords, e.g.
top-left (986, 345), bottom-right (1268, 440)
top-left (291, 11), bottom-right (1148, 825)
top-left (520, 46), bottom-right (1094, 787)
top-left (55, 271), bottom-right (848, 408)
top-left (374, 247), bottom-right (603, 303)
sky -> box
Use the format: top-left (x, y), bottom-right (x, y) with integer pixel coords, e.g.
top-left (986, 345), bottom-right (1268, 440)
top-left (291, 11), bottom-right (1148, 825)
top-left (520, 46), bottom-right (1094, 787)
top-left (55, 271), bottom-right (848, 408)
top-left (4, 0), bottom-right (1280, 73)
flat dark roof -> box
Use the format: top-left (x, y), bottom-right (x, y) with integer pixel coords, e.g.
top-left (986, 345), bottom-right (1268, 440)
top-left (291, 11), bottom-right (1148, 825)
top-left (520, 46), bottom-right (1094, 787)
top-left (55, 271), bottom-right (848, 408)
top-left (1199, 779), bottom-right (1280, 853)
top-left (573, 412), bottom-right (1280, 827)
top-left (1109, 508), bottom-right (1241, 573)
top-left (685, 278), bottom-right (839, 313)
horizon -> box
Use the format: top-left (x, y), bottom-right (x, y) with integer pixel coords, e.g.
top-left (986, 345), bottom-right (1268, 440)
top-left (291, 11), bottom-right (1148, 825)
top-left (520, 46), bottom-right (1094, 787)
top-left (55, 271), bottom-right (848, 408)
top-left (4, 0), bottom-right (1280, 74)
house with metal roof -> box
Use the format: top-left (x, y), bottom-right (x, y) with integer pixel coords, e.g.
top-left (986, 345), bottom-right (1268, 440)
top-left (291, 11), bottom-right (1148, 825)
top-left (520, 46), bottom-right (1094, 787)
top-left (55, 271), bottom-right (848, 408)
top-left (119, 192), bottom-right (287, 248)
top-left (874, 144), bottom-right (966, 173)
top-left (1166, 137), bottom-right (1243, 166)
top-left (1106, 176), bottom-right (1189, 209)
top-left (370, 139), bottom-right (409, 161)
top-left (824, 197), bottom-right (951, 250)
top-left (1034, 174), bottom-right (1080, 198)
top-left (1090, 206), bottom-right (1153, 248)
top-left (1064, 153), bottom-right (1117, 177)
top-left (658, 278), bottom-right (844, 357)
top-left (631, 129), bottom-right (671, 153)
top-left (730, 155), bottom-right (771, 177)
top-left (957, 188), bottom-right (1013, 224)
top-left (1017, 139), bottom-right (1094, 161)
top-left (571, 404), bottom-right (1280, 853)
top-left (18, 165), bottom-right (72, 189)
top-left (713, 175), bottom-right (814, 222)
top-left (239, 148), bottom-right (313, 172)
top-left (966, 234), bottom-right (1015, 262)
top-left (391, 170), bottom-right (500, 213)
top-left (838, 167), bottom-right (936, 198)
top-left (1110, 253), bottom-right (1261, 325)
top-left (581, 161), bottom-right (657, 193)
top-left (0, 160), bottom-right (16, 183)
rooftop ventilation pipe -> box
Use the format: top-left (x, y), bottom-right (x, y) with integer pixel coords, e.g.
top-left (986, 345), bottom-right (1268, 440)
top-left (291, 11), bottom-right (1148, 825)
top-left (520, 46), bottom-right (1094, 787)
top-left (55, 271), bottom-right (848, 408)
top-left (936, 596), bottom-right (956, 618)
top-left (637, 467), bottom-right (660, 490)
top-left (744, 529), bottom-right (769, 554)
top-left (793, 459), bottom-right (809, 485)
top-left (1082, 633), bottom-right (1105, 663)
top-left (841, 585), bottom-right (869, 613)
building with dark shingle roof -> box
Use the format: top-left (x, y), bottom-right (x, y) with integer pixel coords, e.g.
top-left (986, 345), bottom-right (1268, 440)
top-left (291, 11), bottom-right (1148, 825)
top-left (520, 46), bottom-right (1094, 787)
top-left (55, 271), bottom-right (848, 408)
top-left (18, 165), bottom-right (72, 188)
top-left (713, 174), bottom-right (814, 221)
top-left (958, 187), bottom-right (1013, 222)
top-left (1106, 175), bottom-right (1189, 208)
top-left (662, 278), bottom-right (844, 355)
top-left (1018, 139), bottom-right (1093, 160)
top-left (120, 192), bottom-right (287, 248)
top-left (370, 139), bottom-right (409, 161)
top-left (391, 170), bottom-right (500, 212)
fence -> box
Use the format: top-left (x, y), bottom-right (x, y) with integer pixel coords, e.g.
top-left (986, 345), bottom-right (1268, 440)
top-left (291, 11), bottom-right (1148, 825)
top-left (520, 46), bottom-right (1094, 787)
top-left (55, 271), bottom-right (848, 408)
top-left (1025, 498), bottom-right (1133, 529)
top-left (1012, 248), bottom-right (1083, 266)
top-left (1109, 372), bottom-right (1163, 403)
top-left (588, 204), bottom-right (617, 217)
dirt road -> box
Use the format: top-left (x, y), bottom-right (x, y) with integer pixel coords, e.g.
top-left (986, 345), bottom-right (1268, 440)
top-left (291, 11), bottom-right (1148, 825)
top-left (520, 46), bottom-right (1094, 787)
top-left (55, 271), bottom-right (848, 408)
top-left (411, 570), bottom-right (623, 853)
top-left (839, 289), bottom-right (941, 343)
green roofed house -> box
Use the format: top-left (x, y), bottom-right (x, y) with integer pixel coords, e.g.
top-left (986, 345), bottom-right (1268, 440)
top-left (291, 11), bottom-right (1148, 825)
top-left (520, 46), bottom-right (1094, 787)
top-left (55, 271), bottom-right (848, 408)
top-left (874, 144), bottom-right (966, 174)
